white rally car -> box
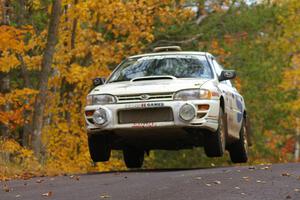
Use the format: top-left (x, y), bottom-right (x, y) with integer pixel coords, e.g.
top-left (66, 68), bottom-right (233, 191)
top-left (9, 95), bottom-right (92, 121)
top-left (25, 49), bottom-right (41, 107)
top-left (85, 46), bottom-right (251, 168)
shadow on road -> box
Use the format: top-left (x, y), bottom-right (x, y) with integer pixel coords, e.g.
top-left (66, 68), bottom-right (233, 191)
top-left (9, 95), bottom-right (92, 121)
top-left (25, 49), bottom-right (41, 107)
top-left (85, 165), bottom-right (231, 176)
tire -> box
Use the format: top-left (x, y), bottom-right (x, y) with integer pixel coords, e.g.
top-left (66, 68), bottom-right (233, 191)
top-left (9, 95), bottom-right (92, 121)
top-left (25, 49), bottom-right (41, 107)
top-left (229, 118), bottom-right (248, 163)
top-left (204, 108), bottom-right (226, 157)
top-left (123, 147), bottom-right (144, 169)
top-left (88, 134), bottom-right (111, 162)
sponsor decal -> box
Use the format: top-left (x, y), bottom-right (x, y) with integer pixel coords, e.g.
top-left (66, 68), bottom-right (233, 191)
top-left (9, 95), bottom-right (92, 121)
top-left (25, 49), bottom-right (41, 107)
top-left (125, 102), bottom-right (164, 108)
top-left (132, 122), bottom-right (156, 128)
top-left (236, 98), bottom-right (243, 123)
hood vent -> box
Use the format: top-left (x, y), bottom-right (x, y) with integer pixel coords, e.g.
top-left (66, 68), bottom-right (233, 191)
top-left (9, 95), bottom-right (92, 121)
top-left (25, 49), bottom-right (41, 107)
top-left (131, 76), bottom-right (176, 82)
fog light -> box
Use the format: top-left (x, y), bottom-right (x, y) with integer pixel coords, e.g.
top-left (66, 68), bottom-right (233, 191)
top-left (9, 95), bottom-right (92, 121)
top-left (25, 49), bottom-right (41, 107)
top-left (179, 104), bottom-right (196, 121)
top-left (92, 108), bottom-right (107, 125)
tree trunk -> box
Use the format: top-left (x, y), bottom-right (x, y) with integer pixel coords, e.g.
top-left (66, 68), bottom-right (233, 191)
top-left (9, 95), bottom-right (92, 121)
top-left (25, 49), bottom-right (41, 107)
top-left (0, 0), bottom-right (10, 138)
top-left (31, 0), bottom-right (62, 158)
top-left (0, 73), bottom-right (10, 138)
top-left (15, 0), bottom-right (32, 147)
top-left (0, 0), bottom-right (9, 25)
top-left (294, 117), bottom-right (300, 161)
top-left (17, 54), bottom-right (32, 147)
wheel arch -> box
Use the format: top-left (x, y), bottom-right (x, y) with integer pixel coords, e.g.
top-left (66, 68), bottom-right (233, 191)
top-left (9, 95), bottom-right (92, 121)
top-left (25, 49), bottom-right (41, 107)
top-left (220, 95), bottom-right (225, 112)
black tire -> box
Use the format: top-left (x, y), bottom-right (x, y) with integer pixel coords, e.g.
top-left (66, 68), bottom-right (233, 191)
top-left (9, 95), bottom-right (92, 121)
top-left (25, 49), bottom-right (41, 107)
top-left (229, 118), bottom-right (248, 163)
top-left (123, 147), bottom-right (144, 169)
top-left (88, 134), bottom-right (111, 162)
top-left (204, 108), bottom-right (226, 157)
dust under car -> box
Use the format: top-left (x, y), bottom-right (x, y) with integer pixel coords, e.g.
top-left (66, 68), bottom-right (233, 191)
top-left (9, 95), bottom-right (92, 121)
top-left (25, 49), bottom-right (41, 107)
top-left (84, 46), bottom-right (251, 168)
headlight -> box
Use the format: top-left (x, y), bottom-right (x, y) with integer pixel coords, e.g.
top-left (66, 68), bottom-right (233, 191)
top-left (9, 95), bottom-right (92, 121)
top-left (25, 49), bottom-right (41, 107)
top-left (92, 108), bottom-right (108, 125)
top-left (179, 104), bottom-right (196, 121)
top-left (86, 94), bottom-right (116, 105)
top-left (174, 89), bottom-right (211, 101)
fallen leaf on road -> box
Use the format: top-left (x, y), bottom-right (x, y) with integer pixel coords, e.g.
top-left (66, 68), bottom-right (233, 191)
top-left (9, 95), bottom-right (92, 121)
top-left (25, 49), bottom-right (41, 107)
top-left (75, 176), bottom-right (80, 181)
top-left (195, 177), bottom-right (202, 180)
top-left (234, 186), bottom-right (240, 190)
top-left (248, 166), bottom-right (256, 170)
top-left (286, 195), bottom-right (292, 199)
top-left (260, 166), bottom-right (270, 170)
top-left (100, 194), bottom-right (111, 198)
top-left (16, 194), bottom-right (21, 198)
top-left (282, 173), bottom-right (291, 177)
top-left (3, 183), bottom-right (10, 192)
top-left (256, 180), bottom-right (266, 184)
top-left (36, 179), bottom-right (44, 183)
top-left (205, 183), bottom-right (212, 187)
top-left (42, 191), bottom-right (52, 197)
top-left (294, 189), bottom-right (300, 192)
top-left (241, 193), bottom-right (246, 195)
top-left (213, 180), bottom-right (221, 184)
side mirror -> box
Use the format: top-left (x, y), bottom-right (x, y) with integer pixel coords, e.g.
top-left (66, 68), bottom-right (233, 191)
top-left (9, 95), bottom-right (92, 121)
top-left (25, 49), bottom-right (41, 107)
top-left (218, 70), bottom-right (236, 82)
top-left (93, 77), bottom-right (106, 87)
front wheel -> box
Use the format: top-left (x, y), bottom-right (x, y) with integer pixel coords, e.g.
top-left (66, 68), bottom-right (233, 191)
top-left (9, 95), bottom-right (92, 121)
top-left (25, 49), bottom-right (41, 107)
top-left (204, 108), bottom-right (226, 157)
top-left (123, 147), bottom-right (144, 169)
top-left (228, 118), bottom-right (248, 163)
top-left (88, 134), bottom-right (111, 162)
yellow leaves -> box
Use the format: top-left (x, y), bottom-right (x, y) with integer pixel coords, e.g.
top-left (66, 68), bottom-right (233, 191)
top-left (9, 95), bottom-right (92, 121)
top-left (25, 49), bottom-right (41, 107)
top-left (0, 139), bottom-right (21, 153)
top-left (0, 26), bottom-right (25, 52)
top-left (65, 64), bottom-right (90, 85)
top-left (23, 55), bottom-right (42, 71)
top-left (0, 53), bottom-right (20, 72)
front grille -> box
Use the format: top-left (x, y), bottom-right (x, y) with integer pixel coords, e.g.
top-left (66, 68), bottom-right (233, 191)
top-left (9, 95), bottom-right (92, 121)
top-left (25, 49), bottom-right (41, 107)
top-left (118, 107), bottom-right (174, 124)
top-left (116, 92), bottom-right (174, 103)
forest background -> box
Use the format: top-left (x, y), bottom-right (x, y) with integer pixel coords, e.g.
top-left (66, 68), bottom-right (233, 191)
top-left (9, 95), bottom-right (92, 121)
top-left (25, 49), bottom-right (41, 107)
top-left (1, 0), bottom-right (300, 179)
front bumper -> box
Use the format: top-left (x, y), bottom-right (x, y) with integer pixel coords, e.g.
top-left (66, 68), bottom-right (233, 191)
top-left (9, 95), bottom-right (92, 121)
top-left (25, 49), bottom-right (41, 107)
top-left (85, 99), bottom-right (220, 134)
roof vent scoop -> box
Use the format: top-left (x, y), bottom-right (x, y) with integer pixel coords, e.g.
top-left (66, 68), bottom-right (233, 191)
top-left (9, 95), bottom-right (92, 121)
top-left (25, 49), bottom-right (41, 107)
top-left (153, 46), bottom-right (182, 52)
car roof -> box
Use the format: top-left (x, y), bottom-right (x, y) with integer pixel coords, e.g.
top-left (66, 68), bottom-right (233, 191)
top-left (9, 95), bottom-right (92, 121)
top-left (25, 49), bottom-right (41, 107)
top-left (128, 51), bottom-right (212, 59)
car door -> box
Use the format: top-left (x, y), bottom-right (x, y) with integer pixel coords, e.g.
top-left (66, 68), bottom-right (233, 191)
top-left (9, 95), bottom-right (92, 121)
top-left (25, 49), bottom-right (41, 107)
top-left (211, 58), bottom-right (239, 138)
top-left (229, 85), bottom-right (244, 135)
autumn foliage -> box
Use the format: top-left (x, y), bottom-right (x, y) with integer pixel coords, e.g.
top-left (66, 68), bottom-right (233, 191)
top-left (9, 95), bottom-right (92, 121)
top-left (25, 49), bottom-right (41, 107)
top-left (0, 0), bottom-right (192, 179)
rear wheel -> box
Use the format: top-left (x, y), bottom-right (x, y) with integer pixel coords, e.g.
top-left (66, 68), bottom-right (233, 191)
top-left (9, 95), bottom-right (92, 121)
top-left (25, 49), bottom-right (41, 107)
top-left (204, 108), bottom-right (226, 157)
top-left (123, 147), bottom-right (144, 169)
top-left (229, 118), bottom-right (248, 163)
top-left (88, 134), bottom-right (111, 162)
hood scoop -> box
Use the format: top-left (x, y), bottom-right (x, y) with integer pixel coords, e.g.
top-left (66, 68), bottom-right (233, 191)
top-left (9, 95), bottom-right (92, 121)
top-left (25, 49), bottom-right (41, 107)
top-left (131, 76), bottom-right (176, 82)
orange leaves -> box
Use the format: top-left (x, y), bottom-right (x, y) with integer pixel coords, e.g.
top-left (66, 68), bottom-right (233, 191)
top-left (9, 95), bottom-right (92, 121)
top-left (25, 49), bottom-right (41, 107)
top-left (209, 39), bottom-right (231, 63)
top-left (0, 26), bottom-right (26, 52)
top-left (0, 88), bottom-right (37, 129)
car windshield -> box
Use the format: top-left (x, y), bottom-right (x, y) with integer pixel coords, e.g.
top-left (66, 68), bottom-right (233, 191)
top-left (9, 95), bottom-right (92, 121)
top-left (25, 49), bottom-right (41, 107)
top-left (108, 55), bottom-right (213, 82)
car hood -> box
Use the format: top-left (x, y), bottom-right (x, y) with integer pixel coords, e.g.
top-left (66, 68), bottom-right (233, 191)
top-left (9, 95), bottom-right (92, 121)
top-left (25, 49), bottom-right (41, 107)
top-left (90, 78), bottom-right (211, 95)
